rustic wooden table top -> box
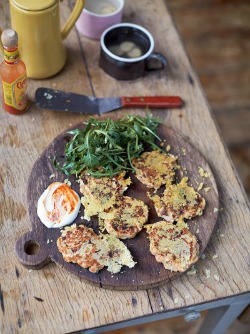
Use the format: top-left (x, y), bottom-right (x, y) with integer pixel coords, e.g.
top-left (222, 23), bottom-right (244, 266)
top-left (0, 1), bottom-right (249, 333)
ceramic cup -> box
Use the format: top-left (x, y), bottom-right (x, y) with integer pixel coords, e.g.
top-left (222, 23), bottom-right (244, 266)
top-left (99, 23), bottom-right (167, 80)
top-left (75, 0), bottom-right (124, 40)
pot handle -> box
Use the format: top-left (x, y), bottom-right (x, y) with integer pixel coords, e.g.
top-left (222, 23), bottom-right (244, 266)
top-left (61, 0), bottom-right (85, 40)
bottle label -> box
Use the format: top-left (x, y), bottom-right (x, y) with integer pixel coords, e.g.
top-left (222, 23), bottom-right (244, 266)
top-left (4, 48), bottom-right (19, 65)
top-left (2, 74), bottom-right (28, 110)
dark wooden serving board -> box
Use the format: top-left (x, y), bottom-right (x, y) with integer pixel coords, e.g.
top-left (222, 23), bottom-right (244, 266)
top-left (15, 121), bottom-right (219, 290)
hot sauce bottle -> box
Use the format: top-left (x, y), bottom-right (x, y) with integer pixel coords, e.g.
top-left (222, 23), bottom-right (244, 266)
top-left (0, 29), bottom-right (29, 115)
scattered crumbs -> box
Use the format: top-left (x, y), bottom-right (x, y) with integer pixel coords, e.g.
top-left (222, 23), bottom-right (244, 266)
top-left (214, 274), bottom-right (220, 282)
top-left (185, 294), bottom-right (190, 299)
top-left (66, 99), bottom-right (71, 103)
top-left (196, 228), bottom-right (199, 233)
top-left (166, 145), bottom-right (171, 151)
top-left (197, 182), bottom-right (204, 191)
top-left (160, 142), bottom-right (164, 147)
top-left (212, 254), bottom-right (218, 259)
top-left (160, 306), bottom-right (164, 310)
top-left (200, 253), bottom-right (206, 260)
top-left (28, 269), bottom-right (33, 273)
top-left (111, 275), bottom-right (114, 278)
top-left (220, 234), bottom-right (225, 237)
top-left (31, 117), bottom-right (35, 122)
top-left (187, 265), bottom-right (197, 276)
top-left (204, 187), bottom-right (210, 192)
top-left (204, 269), bottom-right (211, 278)
top-left (132, 279), bottom-right (135, 282)
top-left (174, 298), bottom-right (179, 304)
top-left (214, 208), bottom-right (219, 213)
top-left (198, 167), bottom-right (210, 178)
top-left (182, 148), bottom-right (186, 155)
top-left (47, 239), bottom-right (50, 244)
top-left (80, 216), bottom-right (84, 220)
top-left (64, 178), bottom-right (72, 186)
top-left (44, 92), bottom-right (53, 100)
top-left (49, 174), bottom-right (55, 179)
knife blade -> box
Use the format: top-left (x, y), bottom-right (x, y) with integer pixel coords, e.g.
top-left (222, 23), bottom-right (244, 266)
top-left (35, 87), bottom-right (183, 115)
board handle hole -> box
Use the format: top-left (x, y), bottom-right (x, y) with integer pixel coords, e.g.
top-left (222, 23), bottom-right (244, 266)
top-left (24, 240), bottom-right (40, 255)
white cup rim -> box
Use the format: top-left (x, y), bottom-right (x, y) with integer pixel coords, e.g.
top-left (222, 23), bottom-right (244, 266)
top-left (84, 0), bottom-right (124, 18)
top-left (100, 23), bottom-right (155, 63)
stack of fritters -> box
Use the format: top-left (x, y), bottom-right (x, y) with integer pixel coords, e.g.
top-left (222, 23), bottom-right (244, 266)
top-left (132, 150), bottom-right (206, 272)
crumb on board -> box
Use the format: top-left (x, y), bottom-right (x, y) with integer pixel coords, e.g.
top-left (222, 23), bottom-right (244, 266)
top-left (187, 266), bottom-right (197, 276)
top-left (197, 182), bottom-right (204, 191)
top-left (204, 187), bottom-right (210, 192)
top-left (196, 228), bottom-right (200, 233)
top-left (198, 167), bottom-right (210, 178)
top-left (214, 208), bottom-right (219, 213)
top-left (212, 254), bottom-right (219, 259)
top-left (166, 145), bottom-right (171, 151)
top-left (214, 274), bottom-right (220, 281)
top-left (204, 269), bottom-right (211, 278)
top-left (49, 174), bottom-right (55, 179)
top-left (182, 148), bottom-right (186, 155)
top-left (64, 178), bottom-right (72, 186)
top-left (174, 298), bottom-right (179, 304)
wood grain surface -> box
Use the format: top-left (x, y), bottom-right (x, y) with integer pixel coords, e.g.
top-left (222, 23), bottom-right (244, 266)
top-left (0, 0), bottom-right (249, 333)
top-left (15, 122), bottom-right (219, 290)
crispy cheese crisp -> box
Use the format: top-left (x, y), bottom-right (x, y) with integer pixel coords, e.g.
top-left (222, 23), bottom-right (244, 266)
top-left (79, 171), bottom-right (131, 220)
top-left (146, 221), bottom-right (199, 272)
top-left (151, 177), bottom-right (205, 222)
top-left (132, 151), bottom-right (178, 189)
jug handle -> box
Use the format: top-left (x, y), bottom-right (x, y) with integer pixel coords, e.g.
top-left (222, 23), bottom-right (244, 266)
top-left (61, 0), bottom-right (85, 40)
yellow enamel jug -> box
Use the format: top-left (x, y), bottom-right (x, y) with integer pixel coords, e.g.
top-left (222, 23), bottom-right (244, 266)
top-left (1, 0), bottom-right (85, 78)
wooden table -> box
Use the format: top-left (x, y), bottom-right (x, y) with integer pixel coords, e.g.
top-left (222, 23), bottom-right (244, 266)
top-left (1, 1), bottom-right (249, 333)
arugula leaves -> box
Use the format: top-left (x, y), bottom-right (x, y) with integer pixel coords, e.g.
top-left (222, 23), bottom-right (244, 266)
top-left (54, 114), bottom-right (162, 177)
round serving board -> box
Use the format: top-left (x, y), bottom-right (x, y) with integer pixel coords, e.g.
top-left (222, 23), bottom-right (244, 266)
top-left (15, 121), bottom-right (219, 290)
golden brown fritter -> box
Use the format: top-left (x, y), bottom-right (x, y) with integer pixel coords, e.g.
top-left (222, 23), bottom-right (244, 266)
top-left (151, 177), bottom-right (206, 222)
top-left (79, 171), bottom-right (131, 220)
top-left (57, 224), bottom-right (136, 274)
top-left (146, 221), bottom-right (199, 272)
top-left (132, 151), bottom-right (178, 189)
top-left (57, 224), bottom-right (104, 273)
top-left (99, 196), bottom-right (148, 239)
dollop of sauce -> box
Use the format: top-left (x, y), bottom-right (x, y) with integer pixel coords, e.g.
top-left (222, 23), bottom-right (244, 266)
top-left (37, 182), bottom-right (80, 228)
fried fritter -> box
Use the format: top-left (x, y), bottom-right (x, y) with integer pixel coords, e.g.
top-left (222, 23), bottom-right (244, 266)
top-left (132, 151), bottom-right (178, 189)
top-left (79, 171), bottom-right (131, 220)
top-left (57, 224), bottom-right (136, 274)
top-left (99, 196), bottom-right (148, 239)
top-left (151, 177), bottom-right (205, 222)
top-left (57, 224), bottom-right (104, 273)
top-left (146, 221), bottom-right (199, 272)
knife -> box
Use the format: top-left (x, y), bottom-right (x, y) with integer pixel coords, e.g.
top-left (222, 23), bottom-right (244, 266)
top-left (35, 87), bottom-right (183, 115)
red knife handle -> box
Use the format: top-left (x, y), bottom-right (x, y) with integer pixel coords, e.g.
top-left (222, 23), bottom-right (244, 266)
top-left (121, 96), bottom-right (183, 108)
